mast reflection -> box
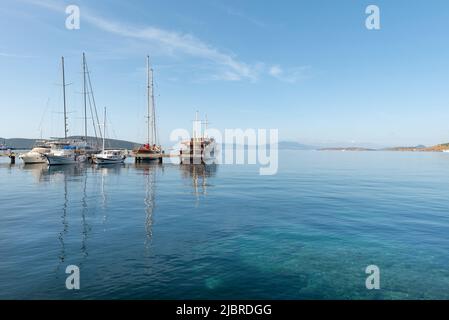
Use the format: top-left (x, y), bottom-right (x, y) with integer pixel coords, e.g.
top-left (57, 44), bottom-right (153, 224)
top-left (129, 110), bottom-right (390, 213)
top-left (179, 163), bottom-right (217, 198)
top-left (134, 162), bottom-right (160, 250)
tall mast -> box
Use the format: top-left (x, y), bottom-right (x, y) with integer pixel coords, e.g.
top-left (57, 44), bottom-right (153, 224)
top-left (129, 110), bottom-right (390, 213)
top-left (102, 107), bottom-right (106, 152)
top-left (150, 67), bottom-right (156, 145)
top-left (83, 53), bottom-right (88, 143)
top-left (193, 110), bottom-right (201, 139)
top-left (146, 55), bottom-right (151, 145)
top-left (61, 56), bottom-right (68, 139)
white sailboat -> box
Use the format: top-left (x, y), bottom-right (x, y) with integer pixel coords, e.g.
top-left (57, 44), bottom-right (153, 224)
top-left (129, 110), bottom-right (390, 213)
top-left (93, 108), bottom-right (126, 164)
top-left (45, 57), bottom-right (88, 166)
top-left (45, 140), bottom-right (88, 165)
top-left (46, 145), bottom-right (78, 165)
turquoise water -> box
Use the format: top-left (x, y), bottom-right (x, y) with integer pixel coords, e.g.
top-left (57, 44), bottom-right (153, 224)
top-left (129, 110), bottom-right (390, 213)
top-left (1, 150), bottom-right (449, 299)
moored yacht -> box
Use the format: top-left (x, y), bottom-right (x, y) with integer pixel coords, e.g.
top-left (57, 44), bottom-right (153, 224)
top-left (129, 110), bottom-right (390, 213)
top-left (93, 150), bottom-right (126, 164)
top-left (180, 112), bottom-right (216, 164)
top-left (133, 56), bottom-right (164, 162)
top-left (45, 141), bottom-right (88, 165)
top-left (0, 143), bottom-right (14, 151)
top-left (93, 108), bottom-right (126, 164)
top-left (45, 56), bottom-right (101, 166)
top-left (19, 140), bottom-right (52, 164)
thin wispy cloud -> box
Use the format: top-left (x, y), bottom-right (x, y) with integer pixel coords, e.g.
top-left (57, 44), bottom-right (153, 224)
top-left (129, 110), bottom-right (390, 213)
top-left (23, 0), bottom-right (308, 83)
top-left (208, 0), bottom-right (272, 29)
top-left (269, 65), bottom-right (312, 83)
top-left (223, 7), bottom-right (267, 29)
top-left (84, 12), bottom-right (258, 81)
top-left (0, 52), bottom-right (34, 58)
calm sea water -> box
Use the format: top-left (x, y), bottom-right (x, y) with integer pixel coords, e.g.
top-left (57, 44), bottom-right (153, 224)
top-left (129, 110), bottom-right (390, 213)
top-left (1, 150), bottom-right (449, 299)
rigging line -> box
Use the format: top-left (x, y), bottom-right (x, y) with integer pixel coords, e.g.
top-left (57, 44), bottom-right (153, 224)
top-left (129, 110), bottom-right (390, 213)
top-left (87, 88), bottom-right (98, 143)
top-left (83, 73), bottom-right (98, 142)
top-left (109, 117), bottom-right (119, 140)
top-left (85, 58), bottom-right (103, 141)
top-left (87, 63), bottom-right (102, 143)
top-left (37, 98), bottom-right (51, 137)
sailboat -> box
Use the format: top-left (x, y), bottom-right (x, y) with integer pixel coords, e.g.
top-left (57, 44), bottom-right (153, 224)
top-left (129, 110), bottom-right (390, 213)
top-left (0, 140), bottom-right (14, 151)
top-left (180, 112), bottom-right (216, 164)
top-left (133, 56), bottom-right (164, 162)
top-left (46, 56), bottom-right (87, 166)
top-left (93, 108), bottom-right (126, 164)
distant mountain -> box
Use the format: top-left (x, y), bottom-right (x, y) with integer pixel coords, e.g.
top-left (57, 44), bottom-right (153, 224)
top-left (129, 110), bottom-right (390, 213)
top-left (385, 143), bottom-right (449, 152)
top-left (382, 145), bottom-right (427, 152)
top-left (314, 141), bottom-right (388, 149)
top-left (68, 136), bottom-right (139, 149)
top-left (278, 141), bottom-right (317, 150)
top-left (319, 147), bottom-right (376, 151)
top-left (1, 138), bottom-right (35, 149)
top-left (6, 136), bottom-right (446, 152)
top-left (318, 143), bottom-right (449, 152)
top-left (221, 141), bottom-right (317, 150)
top-left (0, 136), bottom-right (140, 150)
top-left (1, 138), bottom-right (318, 151)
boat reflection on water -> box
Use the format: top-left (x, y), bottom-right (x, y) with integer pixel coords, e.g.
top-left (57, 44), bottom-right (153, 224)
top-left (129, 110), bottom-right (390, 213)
top-left (94, 162), bottom-right (127, 176)
top-left (21, 163), bottom-right (48, 182)
top-left (19, 161), bottom-right (217, 267)
top-left (134, 162), bottom-right (161, 250)
top-left (22, 162), bottom-right (127, 182)
top-left (57, 165), bottom-right (90, 270)
top-left (23, 163), bottom-right (87, 183)
top-left (58, 167), bottom-right (69, 268)
top-left (179, 163), bottom-right (217, 199)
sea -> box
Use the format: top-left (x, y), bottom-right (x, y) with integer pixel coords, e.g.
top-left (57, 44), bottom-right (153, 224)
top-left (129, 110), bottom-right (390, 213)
top-left (1, 150), bottom-right (449, 299)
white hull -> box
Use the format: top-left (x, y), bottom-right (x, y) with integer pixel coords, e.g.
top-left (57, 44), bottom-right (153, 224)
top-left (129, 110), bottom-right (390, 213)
top-left (93, 157), bottom-right (125, 164)
top-left (45, 155), bottom-right (77, 165)
top-left (45, 154), bottom-right (86, 165)
top-left (93, 149), bottom-right (126, 164)
top-left (19, 152), bottom-right (47, 164)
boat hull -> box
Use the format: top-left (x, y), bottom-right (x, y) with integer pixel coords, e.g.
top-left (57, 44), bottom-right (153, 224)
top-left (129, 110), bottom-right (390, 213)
top-left (46, 156), bottom-right (76, 165)
top-left (93, 156), bottom-right (125, 164)
top-left (45, 154), bottom-right (85, 165)
top-left (19, 152), bottom-right (47, 164)
top-left (180, 155), bottom-right (215, 164)
top-left (134, 150), bottom-right (163, 162)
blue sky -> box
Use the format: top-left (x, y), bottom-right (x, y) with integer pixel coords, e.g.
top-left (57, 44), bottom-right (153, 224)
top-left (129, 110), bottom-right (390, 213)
top-left (1, 0), bottom-right (449, 147)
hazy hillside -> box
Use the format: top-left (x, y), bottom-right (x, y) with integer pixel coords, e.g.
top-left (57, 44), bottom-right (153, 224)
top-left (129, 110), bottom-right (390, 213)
top-left (1, 136), bottom-right (140, 150)
top-left (278, 141), bottom-right (317, 150)
top-left (2, 137), bottom-right (317, 150)
top-left (382, 144), bottom-right (449, 152)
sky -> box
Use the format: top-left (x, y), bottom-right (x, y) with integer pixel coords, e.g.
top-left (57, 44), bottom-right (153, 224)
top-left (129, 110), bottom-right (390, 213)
top-left (0, 0), bottom-right (449, 147)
